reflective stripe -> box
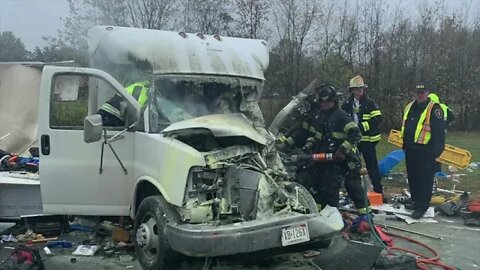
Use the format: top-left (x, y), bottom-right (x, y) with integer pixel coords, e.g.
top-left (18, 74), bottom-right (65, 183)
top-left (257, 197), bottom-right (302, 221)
top-left (344, 122), bottom-right (357, 133)
top-left (362, 115), bottom-right (371, 120)
top-left (341, 141), bottom-right (353, 152)
top-left (314, 132), bottom-right (323, 140)
top-left (362, 122), bottom-right (370, 131)
top-left (302, 122), bottom-right (310, 130)
top-left (331, 132), bottom-right (347, 139)
top-left (310, 126), bottom-right (317, 133)
top-left (440, 104), bottom-right (448, 121)
top-left (361, 134), bottom-right (381, 142)
top-left (370, 110), bottom-right (382, 117)
top-left (357, 206), bottom-right (372, 215)
top-left (101, 103), bottom-right (122, 119)
top-left (400, 101), bottom-right (435, 144)
top-left (286, 137), bottom-right (295, 146)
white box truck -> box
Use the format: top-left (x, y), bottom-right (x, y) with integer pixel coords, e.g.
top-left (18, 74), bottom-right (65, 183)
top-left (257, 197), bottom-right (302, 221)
top-left (0, 26), bottom-right (343, 270)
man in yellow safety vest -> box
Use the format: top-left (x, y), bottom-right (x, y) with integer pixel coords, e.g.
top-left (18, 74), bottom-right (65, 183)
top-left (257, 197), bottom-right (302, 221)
top-left (98, 80), bottom-right (149, 126)
top-left (400, 84), bottom-right (445, 219)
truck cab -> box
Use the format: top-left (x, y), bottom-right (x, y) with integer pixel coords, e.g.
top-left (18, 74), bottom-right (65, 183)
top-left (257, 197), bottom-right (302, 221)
top-left (30, 26), bottom-right (344, 269)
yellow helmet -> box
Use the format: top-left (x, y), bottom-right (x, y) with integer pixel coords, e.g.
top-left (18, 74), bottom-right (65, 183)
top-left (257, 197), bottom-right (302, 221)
top-left (349, 75), bottom-right (366, 89)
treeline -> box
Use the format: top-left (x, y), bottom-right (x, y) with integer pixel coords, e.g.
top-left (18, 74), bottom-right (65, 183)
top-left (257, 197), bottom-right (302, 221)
top-left (2, 0), bottom-right (480, 130)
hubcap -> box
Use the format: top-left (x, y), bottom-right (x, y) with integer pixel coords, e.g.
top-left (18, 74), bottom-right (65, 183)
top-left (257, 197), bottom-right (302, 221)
top-left (136, 217), bottom-right (159, 260)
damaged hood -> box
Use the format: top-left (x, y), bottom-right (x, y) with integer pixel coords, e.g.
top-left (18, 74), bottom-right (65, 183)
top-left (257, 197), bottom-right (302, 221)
top-left (162, 114), bottom-right (267, 145)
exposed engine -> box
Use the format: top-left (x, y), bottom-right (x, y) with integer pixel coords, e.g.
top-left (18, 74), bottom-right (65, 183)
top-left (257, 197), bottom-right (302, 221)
top-left (171, 129), bottom-right (311, 224)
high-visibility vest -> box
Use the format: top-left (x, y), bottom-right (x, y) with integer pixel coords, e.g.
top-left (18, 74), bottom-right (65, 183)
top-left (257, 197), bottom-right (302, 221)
top-left (100, 81), bottom-right (149, 120)
top-left (125, 81), bottom-right (149, 107)
top-left (400, 101), bottom-right (436, 144)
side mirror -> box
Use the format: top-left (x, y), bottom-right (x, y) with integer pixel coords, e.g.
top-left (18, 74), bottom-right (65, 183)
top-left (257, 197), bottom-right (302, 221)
top-left (84, 114), bottom-right (103, 143)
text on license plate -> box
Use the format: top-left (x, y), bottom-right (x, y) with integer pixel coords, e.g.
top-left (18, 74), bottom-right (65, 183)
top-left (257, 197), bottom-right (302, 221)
top-left (281, 222), bottom-right (310, 246)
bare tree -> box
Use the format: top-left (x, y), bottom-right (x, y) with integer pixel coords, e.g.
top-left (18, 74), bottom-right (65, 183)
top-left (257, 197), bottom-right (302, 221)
top-left (235, 0), bottom-right (270, 38)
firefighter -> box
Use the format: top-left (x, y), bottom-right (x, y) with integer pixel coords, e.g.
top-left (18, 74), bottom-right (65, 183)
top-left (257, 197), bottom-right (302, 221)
top-left (341, 75), bottom-right (383, 195)
top-left (401, 84), bottom-right (445, 219)
top-left (277, 84), bottom-right (370, 215)
top-left (98, 80), bottom-right (149, 126)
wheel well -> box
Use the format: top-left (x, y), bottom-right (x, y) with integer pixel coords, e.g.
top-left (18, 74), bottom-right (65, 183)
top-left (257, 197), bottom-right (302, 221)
top-left (135, 181), bottom-right (161, 216)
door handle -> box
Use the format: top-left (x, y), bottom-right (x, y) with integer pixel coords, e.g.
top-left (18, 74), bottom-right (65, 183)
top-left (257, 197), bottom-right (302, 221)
top-left (41, 134), bottom-right (50, 155)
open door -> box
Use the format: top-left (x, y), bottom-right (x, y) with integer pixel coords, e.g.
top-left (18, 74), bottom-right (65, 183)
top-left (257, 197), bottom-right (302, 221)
top-left (38, 66), bottom-right (140, 216)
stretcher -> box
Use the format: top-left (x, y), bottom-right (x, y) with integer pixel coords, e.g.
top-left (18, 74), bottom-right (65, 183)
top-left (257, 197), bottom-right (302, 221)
top-left (387, 129), bottom-right (472, 169)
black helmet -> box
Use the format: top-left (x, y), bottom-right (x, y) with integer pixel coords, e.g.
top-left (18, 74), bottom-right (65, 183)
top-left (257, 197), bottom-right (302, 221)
top-left (314, 84), bottom-right (339, 102)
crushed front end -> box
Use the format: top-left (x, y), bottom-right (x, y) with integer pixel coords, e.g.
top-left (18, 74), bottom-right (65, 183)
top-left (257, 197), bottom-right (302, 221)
top-left (162, 115), bottom-right (343, 257)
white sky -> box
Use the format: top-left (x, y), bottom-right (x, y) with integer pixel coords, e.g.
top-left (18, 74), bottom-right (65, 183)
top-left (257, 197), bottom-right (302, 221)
top-left (0, 0), bottom-right (478, 50)
top-left (0, 0), bottom-right (69, 50)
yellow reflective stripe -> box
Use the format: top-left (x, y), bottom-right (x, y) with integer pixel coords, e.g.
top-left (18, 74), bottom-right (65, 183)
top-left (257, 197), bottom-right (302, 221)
top-left (362, 115), bottom-right (371, 120)
top-left (357, 206), bottom-right (372, 214)
top-left (314, 132), bottom-right (323, 140)
top-left (278, 135), bottom-right (287, 143)
top-left (415, 101), bottom-right (435, 144)
top-left (400, 101), bottom-right (414, 138)
top-left (361, 134), bottom-right (381, 142)
top-left (344, 122), bottom-right (357, 133)
top-left (310, 126), bottom-right (316, 133)
top-left (286, 137), bottom-right (295, 146)
top-left (101, 103), bottom-right (122, 119)
top-left (341, 141), bottom-right (353, 152)
top-left (370, 110), bottom-right (382, 117)
top-left (331, 132), bottom-right (347, 139)
top-left (362, 122), bottom-right (370, 131)
top-left (302, 122), bottom-right (310, 130)
top-left (440, 104), bottom-right (448, 120)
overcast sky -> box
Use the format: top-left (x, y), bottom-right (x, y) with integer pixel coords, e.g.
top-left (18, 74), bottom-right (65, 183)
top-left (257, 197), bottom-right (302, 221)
top-left (0, 0), bottom-right (478, 50)
top-left (0, 0), bottom-right (69, 50)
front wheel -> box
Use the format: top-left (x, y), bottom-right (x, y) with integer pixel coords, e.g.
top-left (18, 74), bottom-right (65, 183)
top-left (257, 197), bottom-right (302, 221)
top-left (135, 195), bottom-right (180, 270)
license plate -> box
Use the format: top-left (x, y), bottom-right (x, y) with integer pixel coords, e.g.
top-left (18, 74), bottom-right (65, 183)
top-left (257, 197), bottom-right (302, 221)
top-left (281, 222), bottom-right (310, 246)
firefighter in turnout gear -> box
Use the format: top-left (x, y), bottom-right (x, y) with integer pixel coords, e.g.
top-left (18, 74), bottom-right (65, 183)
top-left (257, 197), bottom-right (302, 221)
top-left (98, 80), bottom-right (149, 126)
top-left (401, 84), bottom-right (445, 219)
top-left (341, 75), bottom-right (383, 195)
top-left (277, 85), bottom-right (370, 214)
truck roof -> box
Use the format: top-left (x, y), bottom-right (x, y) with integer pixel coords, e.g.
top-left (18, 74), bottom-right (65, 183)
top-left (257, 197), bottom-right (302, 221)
top-left (88, 26), bottom-right (269, 80)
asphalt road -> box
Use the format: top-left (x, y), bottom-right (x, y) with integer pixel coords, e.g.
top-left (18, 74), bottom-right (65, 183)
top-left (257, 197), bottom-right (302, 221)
top-left (1, 214), bottom-right (479, 270)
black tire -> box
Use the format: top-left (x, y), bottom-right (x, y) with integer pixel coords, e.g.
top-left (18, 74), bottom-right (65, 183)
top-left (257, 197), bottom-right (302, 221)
top-left (284, 181), bottom-right (319, 214)
top-left (135, 195), bottom-right (181, 270)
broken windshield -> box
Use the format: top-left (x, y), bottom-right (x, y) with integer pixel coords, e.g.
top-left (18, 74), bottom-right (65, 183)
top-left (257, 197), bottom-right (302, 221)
top-left (149, 75), bottom-right (264, 133)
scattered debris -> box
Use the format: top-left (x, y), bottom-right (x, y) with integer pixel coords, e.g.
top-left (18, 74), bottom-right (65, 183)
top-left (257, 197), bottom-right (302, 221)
top-left (119, 254), bottom-right (134, 262)
top-left (1, 234), bottom-right (18, 243)
top-left (72, 245), bottom-right (101, 256)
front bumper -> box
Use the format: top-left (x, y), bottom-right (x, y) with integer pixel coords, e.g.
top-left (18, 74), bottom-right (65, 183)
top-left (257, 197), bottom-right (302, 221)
top-left (166, 206), bottom-right (343, 257)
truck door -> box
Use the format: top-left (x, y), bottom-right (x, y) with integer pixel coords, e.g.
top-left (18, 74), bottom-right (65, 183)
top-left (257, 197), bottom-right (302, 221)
top-left (39, 66), bottom-right (138, 216)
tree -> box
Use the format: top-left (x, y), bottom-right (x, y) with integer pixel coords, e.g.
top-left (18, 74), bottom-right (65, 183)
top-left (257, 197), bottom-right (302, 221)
top-left (30, 44), bottom-right (88, 66)
top-left (235, 0), bottom-right (270, 38)
top-left (0, 31), bottom-right (28, 61)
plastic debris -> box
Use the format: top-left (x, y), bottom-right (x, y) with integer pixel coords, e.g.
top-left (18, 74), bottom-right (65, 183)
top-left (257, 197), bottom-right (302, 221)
top-left (0, 234), bottom-right (18, 243)
top-left (72, 245), bottom-right (100, 256)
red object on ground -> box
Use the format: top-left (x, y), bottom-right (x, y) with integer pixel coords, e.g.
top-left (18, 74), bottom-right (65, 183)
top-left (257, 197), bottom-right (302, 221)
top-left (368, 192), bottom-right (384, 206)
top-left (467, 200), bottom-right (480, 212)
top-left (383, 230), bottom-right (457, 270)
top-left (373, 225), bottom-right (393, 247)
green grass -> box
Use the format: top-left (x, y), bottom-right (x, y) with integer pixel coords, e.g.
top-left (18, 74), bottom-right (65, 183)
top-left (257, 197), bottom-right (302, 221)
top-left (377, 131), bottom-right (480, 199)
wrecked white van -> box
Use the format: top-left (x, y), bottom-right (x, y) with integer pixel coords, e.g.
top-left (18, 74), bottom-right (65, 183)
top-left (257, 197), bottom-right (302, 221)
top-left (1, 26), bottom-right (343, 269)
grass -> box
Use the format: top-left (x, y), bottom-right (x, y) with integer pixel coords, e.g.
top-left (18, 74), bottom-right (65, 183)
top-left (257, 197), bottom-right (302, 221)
top-left (376, 131), bottom-right (480, 199)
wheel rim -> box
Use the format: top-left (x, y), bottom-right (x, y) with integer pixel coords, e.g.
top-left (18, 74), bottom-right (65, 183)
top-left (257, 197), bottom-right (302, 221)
top-left (136, 215), bottom-right (160, 261)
